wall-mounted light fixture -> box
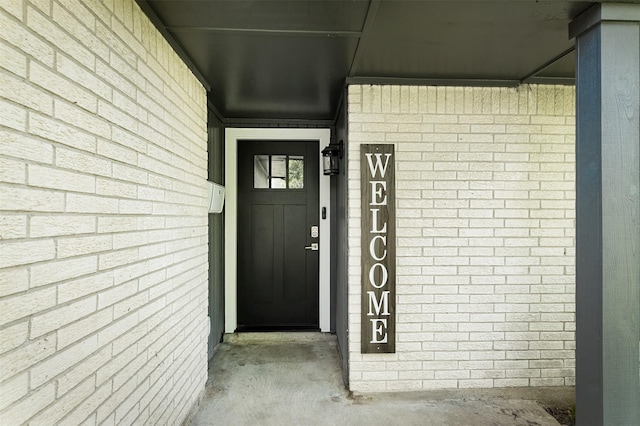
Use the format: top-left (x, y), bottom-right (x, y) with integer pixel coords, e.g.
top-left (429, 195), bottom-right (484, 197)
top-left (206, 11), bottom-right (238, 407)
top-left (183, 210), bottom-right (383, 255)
top-left (321, 140), bottom-right (344, 176)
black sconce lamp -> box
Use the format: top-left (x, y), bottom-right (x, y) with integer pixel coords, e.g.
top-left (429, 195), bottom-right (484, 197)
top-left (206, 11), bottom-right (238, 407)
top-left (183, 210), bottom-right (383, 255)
top-left (321, 140), bottom-right (344, 176)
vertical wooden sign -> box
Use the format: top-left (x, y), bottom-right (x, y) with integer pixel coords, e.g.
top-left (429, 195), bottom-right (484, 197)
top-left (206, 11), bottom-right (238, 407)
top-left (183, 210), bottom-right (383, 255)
top-left (361, 144), bottom-right (395, 353)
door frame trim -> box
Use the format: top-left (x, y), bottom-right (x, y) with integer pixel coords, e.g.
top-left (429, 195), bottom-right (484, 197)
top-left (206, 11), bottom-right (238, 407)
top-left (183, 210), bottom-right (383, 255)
top-left (224, 128), bottom-right (332, 333)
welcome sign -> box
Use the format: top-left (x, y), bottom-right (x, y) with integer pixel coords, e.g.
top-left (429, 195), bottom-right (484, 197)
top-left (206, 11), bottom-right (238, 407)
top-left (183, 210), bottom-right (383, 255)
top-left (361, 144), bottom-right (395, 353)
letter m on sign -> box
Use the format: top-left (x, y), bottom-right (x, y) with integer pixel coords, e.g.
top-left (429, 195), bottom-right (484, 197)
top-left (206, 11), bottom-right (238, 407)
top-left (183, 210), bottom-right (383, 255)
top-left (361, 144), bottom-right (395, 354)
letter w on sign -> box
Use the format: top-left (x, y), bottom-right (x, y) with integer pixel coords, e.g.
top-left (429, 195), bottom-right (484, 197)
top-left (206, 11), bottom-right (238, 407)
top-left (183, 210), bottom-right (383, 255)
top-left (361, 144), bottom-right (395, 353)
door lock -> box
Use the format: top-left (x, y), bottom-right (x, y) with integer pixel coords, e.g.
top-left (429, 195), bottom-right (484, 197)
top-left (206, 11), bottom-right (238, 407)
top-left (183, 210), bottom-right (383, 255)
top-left (311, 226), bottom-right (319, 238)
top-left (305, 243), bottom-right (319, 251)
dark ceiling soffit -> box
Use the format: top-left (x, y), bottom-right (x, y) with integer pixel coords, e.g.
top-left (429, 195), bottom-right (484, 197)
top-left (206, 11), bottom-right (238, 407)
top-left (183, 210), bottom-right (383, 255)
top-left (349, 0), bottom-right (380, 77)
top-left (207, 97), bottom-right (336, 126)
top-left (222, 118), bottom-right (335, 127)
top-left (348, 42), bottom-right (578, 88)
top-left (520, 46), bottom-right (576, 84)
top-left (136, 0), bottom-right (211, 92)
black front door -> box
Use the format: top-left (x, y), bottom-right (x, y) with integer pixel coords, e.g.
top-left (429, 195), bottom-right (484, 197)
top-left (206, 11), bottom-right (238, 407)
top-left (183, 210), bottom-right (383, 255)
top-left (237, 140), bottom-right (319, 330)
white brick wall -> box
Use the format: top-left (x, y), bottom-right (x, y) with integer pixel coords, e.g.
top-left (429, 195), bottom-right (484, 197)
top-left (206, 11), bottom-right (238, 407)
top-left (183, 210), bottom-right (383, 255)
top-left (0, 0), bottom-right (208, 423)
top-left (348, 85), bottom-right (575, 392)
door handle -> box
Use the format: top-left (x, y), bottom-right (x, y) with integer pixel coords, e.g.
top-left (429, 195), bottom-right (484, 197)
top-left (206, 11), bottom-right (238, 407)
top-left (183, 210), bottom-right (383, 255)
top-left (305, 243), bottom-right (319, 251)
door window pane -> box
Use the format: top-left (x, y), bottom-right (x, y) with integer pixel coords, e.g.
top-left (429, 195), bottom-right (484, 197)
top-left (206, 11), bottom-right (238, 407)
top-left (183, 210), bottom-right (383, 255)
top-left (288, 156), bottom-right (304, 189)
top-left (271, 177), bottom-right (287, 189)
top-left (254, 155), bottom-right (269, 188)
top-left (253, 154), bottom-right (305, 189)
top-left (271, 155), bottom-right (286, 178)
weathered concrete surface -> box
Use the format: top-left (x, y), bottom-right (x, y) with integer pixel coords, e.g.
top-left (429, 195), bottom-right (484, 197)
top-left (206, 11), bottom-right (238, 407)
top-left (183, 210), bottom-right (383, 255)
top-left (189, 333), bottom-right (572, 426)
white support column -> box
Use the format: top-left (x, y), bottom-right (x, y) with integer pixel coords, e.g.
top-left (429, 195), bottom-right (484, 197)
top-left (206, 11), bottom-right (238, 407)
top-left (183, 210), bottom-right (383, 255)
top-left (570, 4), bottom-right (640, 425)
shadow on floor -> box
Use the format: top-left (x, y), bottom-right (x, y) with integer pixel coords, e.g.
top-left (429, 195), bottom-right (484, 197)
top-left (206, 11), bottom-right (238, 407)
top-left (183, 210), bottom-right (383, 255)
top-left (189, 333), bottom-right (570, 426)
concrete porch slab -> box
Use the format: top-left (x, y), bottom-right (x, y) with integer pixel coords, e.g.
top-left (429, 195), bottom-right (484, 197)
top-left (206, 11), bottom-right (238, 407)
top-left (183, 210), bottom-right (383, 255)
top-left (189, 333), bottom-right (572, 426)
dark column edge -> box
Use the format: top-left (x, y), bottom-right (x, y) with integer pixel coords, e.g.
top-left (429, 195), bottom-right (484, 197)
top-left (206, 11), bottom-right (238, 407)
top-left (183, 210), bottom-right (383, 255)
top-left (569, 3), bottom-right (640, 39)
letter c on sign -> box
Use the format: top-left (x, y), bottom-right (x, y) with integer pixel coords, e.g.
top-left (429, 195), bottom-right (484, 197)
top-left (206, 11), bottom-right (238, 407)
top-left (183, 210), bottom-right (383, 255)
top-left (369, 235), bottom-right (387, 261)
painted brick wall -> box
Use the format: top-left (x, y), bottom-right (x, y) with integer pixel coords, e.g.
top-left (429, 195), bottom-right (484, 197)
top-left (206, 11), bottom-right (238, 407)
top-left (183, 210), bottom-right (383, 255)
top-left (347, 85), bottom-right (575, 392)
top-left (0, 0), bottom-right (209, 423)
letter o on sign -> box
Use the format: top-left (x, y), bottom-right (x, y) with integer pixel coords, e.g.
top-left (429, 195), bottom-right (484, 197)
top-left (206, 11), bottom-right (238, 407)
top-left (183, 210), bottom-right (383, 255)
top-left (368, 263), bottom-right (388, 289)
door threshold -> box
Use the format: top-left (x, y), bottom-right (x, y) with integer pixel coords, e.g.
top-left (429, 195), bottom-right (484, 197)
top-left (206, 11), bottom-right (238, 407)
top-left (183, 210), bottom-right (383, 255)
top-left (224, 331), bottom-right (335, 344)
top-left (235, 325), bottom-right (319, 332)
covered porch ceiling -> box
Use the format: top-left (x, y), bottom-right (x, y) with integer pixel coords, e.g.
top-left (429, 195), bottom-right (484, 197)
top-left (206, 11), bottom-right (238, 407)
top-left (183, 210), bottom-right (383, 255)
top-left (137, 0), bottom-right (599, 122)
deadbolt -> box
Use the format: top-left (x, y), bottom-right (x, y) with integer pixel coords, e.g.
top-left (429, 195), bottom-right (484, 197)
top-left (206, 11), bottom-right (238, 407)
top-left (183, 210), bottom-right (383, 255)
top-left (311, 226), bottom-right (319, 238)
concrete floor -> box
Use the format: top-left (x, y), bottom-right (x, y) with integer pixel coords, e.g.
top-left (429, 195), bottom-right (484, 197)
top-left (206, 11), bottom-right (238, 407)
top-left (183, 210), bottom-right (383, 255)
top-left (189, 333), bottom-right (572, 426)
